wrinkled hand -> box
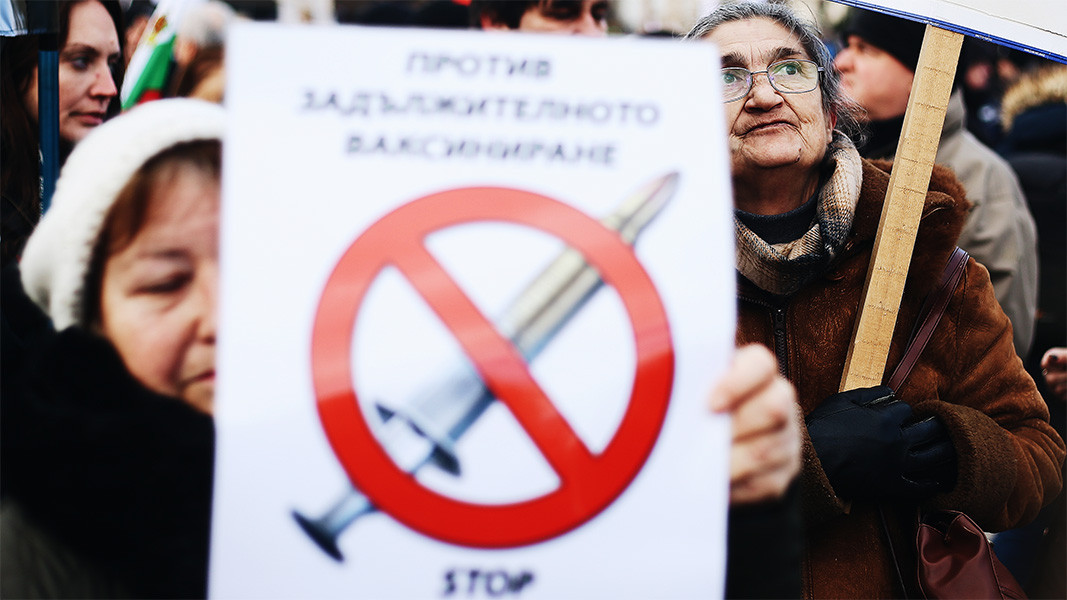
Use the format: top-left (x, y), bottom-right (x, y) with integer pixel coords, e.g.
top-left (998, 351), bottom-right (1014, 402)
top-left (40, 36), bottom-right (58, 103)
top-left (806, 386), bottom-right (957, 502)
top-left (1041, 347), bottom-right (1066, 401)
top-left (710, 345), bottom-right (801, 505)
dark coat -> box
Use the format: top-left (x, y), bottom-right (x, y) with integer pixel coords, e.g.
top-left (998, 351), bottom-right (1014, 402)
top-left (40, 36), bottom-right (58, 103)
top-left (1, 326), bottom-right (215, 599)
top-left (736, 159), bottom-right (1065, 598)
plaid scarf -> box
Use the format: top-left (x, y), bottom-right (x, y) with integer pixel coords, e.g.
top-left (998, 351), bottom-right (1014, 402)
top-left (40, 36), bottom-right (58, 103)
top-left (735, 132), bottom-right (863, 296)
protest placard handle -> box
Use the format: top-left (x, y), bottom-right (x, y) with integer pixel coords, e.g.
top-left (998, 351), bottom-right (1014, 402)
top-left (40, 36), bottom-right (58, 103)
top-left (839, 25), bottom-right (964, 393)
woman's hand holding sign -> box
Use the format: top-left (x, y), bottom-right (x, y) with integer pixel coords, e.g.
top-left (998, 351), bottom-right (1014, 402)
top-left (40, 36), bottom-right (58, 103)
top-left (710, 344), bottom-right (802, 505)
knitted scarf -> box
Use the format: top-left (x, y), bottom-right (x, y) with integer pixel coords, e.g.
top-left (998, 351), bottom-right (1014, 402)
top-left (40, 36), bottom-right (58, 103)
top-left (735, 132), bottom-right (863, 296)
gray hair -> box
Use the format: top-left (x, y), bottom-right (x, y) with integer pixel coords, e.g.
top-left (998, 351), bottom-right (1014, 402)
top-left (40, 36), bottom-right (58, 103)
top-left (685, 1), bottom-right (863, 140)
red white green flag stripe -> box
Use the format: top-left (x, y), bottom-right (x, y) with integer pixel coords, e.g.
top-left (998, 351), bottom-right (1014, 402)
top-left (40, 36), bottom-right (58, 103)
top-left (121, 0), bottom-right (202, 109)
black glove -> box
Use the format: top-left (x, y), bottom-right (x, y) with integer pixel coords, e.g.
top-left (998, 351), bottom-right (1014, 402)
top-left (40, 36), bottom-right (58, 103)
top-left (805, 386), bottom-right (957, 502)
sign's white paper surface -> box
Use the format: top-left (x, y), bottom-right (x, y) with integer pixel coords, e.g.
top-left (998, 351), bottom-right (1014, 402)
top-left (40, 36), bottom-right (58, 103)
top-left (212, 23), bottom-right (736, 599)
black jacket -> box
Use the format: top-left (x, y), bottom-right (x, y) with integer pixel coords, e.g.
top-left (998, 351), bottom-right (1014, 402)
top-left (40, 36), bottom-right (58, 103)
top-left (1, 322), bottom-right (215, 598)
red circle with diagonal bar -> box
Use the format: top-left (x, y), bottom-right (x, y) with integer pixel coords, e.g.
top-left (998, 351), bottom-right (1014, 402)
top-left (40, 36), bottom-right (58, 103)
top-left (311, 186), bottom-right (674, 548)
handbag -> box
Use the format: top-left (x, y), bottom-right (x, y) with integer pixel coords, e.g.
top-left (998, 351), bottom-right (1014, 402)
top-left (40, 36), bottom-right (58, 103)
top-left (915, 510), bottom-right (1026, 599)
top-left (880, 247), bottom-right (1027, 600)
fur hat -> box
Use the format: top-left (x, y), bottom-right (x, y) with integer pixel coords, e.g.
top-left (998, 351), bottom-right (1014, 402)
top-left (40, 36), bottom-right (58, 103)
top-left (841, 8), bottom-right (926, 73)
top-left (20, 98), bottom-right (225, 330)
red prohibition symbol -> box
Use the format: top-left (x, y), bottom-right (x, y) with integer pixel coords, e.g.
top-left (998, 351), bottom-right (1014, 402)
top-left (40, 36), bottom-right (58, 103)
top-left (311, 186), bottom-right (674, 548)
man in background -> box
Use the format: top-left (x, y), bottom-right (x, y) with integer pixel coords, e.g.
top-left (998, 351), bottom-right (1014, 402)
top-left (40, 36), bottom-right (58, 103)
top-left (834, 8), bottom-right (1038, 358)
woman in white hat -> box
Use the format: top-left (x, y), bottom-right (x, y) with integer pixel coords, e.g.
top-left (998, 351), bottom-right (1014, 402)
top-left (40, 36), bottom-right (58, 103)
top-left (2, 98), bottom-right (223, 598)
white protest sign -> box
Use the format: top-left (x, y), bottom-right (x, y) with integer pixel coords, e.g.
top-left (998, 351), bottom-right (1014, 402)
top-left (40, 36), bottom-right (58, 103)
top-left (830, 0), bottom-right (1067, 62)
top-left (212, 23), bottom-right (735, 599)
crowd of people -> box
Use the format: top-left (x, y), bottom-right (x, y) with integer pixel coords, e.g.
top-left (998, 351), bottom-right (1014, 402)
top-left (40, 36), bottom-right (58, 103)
top-left (1, 0), bottom-right (1064, 598)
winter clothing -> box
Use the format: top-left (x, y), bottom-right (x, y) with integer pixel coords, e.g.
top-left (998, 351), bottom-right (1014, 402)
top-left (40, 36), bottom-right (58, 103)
top-left (999, 66), bottom-right (1067, 154)
top-left (0, 327), bottom-right (215, 598)
top-left (840, 10), bottom-right (925, 73)
top-left (1, 186), bottom-right (39, 269)
top-left (992, 65), bottom-right (1067, 599)
top-left (19, 99), bottom-right (226, 330)
top-left (726, 484), bottom-right (803, 599)
top-left (735, 133), bottom-right (863, 296)
top-left (2, 263), bottom-right (54, 395)
top-left (736, 156), bottom-right (1065, 599)
top-left (856, 90), bottom-right (1039, 357)
top-left (3, 98), bottom-right (222, 598)
top-left (805, 386), bottom-right (956, 502)
top-left (998, 66), bottom-right (1067, 363)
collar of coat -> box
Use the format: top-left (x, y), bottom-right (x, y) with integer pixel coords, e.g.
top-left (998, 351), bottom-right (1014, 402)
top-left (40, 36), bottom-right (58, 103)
top-left (838, 158), bottom-right (971, 295)
top-left (737, 158), bottom-right (971, 300)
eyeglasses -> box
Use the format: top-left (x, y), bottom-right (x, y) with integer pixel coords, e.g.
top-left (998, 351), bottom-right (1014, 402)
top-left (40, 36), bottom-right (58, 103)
top-left (721, 59), bottom-right (824, 103)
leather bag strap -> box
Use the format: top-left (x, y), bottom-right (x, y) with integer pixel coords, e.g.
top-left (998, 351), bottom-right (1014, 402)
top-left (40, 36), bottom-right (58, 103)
top-left (887, 247), bottom-right (969, 391)
top-left (878, 246), bottom-right (969, 599)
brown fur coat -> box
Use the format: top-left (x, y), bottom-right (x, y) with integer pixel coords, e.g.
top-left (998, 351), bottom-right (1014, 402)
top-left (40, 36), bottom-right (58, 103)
top-left (736, 159), bottom-right (1065, 598)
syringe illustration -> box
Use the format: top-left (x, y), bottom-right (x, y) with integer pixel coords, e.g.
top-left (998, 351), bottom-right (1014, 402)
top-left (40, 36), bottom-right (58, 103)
top-left (294, 172), bottom-right (680, 560)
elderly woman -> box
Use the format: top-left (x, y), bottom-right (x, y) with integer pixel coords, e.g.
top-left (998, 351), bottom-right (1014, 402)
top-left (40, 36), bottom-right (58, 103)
top-left (687, 3), bottom-right (1064, 598)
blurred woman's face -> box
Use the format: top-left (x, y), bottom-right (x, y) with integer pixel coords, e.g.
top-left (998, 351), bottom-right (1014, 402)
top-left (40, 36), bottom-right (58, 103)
top-left (99, 166), bottom-right (219, 414)
top-left (517, 0), bottom-right (608, 36)
top-left (23, 1), bottom-right (121, 144)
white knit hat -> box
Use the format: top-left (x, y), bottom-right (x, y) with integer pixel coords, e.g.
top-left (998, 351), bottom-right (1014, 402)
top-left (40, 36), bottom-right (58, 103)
top-left (20, 98), bottom-right (226, 330)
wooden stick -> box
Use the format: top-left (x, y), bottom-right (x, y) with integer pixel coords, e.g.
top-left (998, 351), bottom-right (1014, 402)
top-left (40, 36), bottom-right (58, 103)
top-left (839, 25), bottom-right (963, 392)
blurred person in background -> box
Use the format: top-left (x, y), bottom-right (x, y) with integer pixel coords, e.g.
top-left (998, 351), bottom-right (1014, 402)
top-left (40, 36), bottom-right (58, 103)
top-left (122, 0), bottom-right (155, 68)
top-left (997, 63), bottom-right (1066, 379)
top-left (471, 0), bottom-right (609, 36)
top-left (833, 8), bottom-right (1039, 360)
top-left (415, 0), bottom-right (471, 28)
top-left (167, 0), bottom-right (236, 102)
top-left (335, 0), bottom-right (417, 26)
top-left (1043, 349), bottom-right (1067, 403)
top-left (335, 0), bottom-right (470, 29)
top-left (990, 64), bottom-right (1067, 599)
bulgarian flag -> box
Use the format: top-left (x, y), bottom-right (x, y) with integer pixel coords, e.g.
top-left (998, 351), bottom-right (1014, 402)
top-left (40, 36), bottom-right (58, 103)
top-left (121, 0), bottom-right (202, 109)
